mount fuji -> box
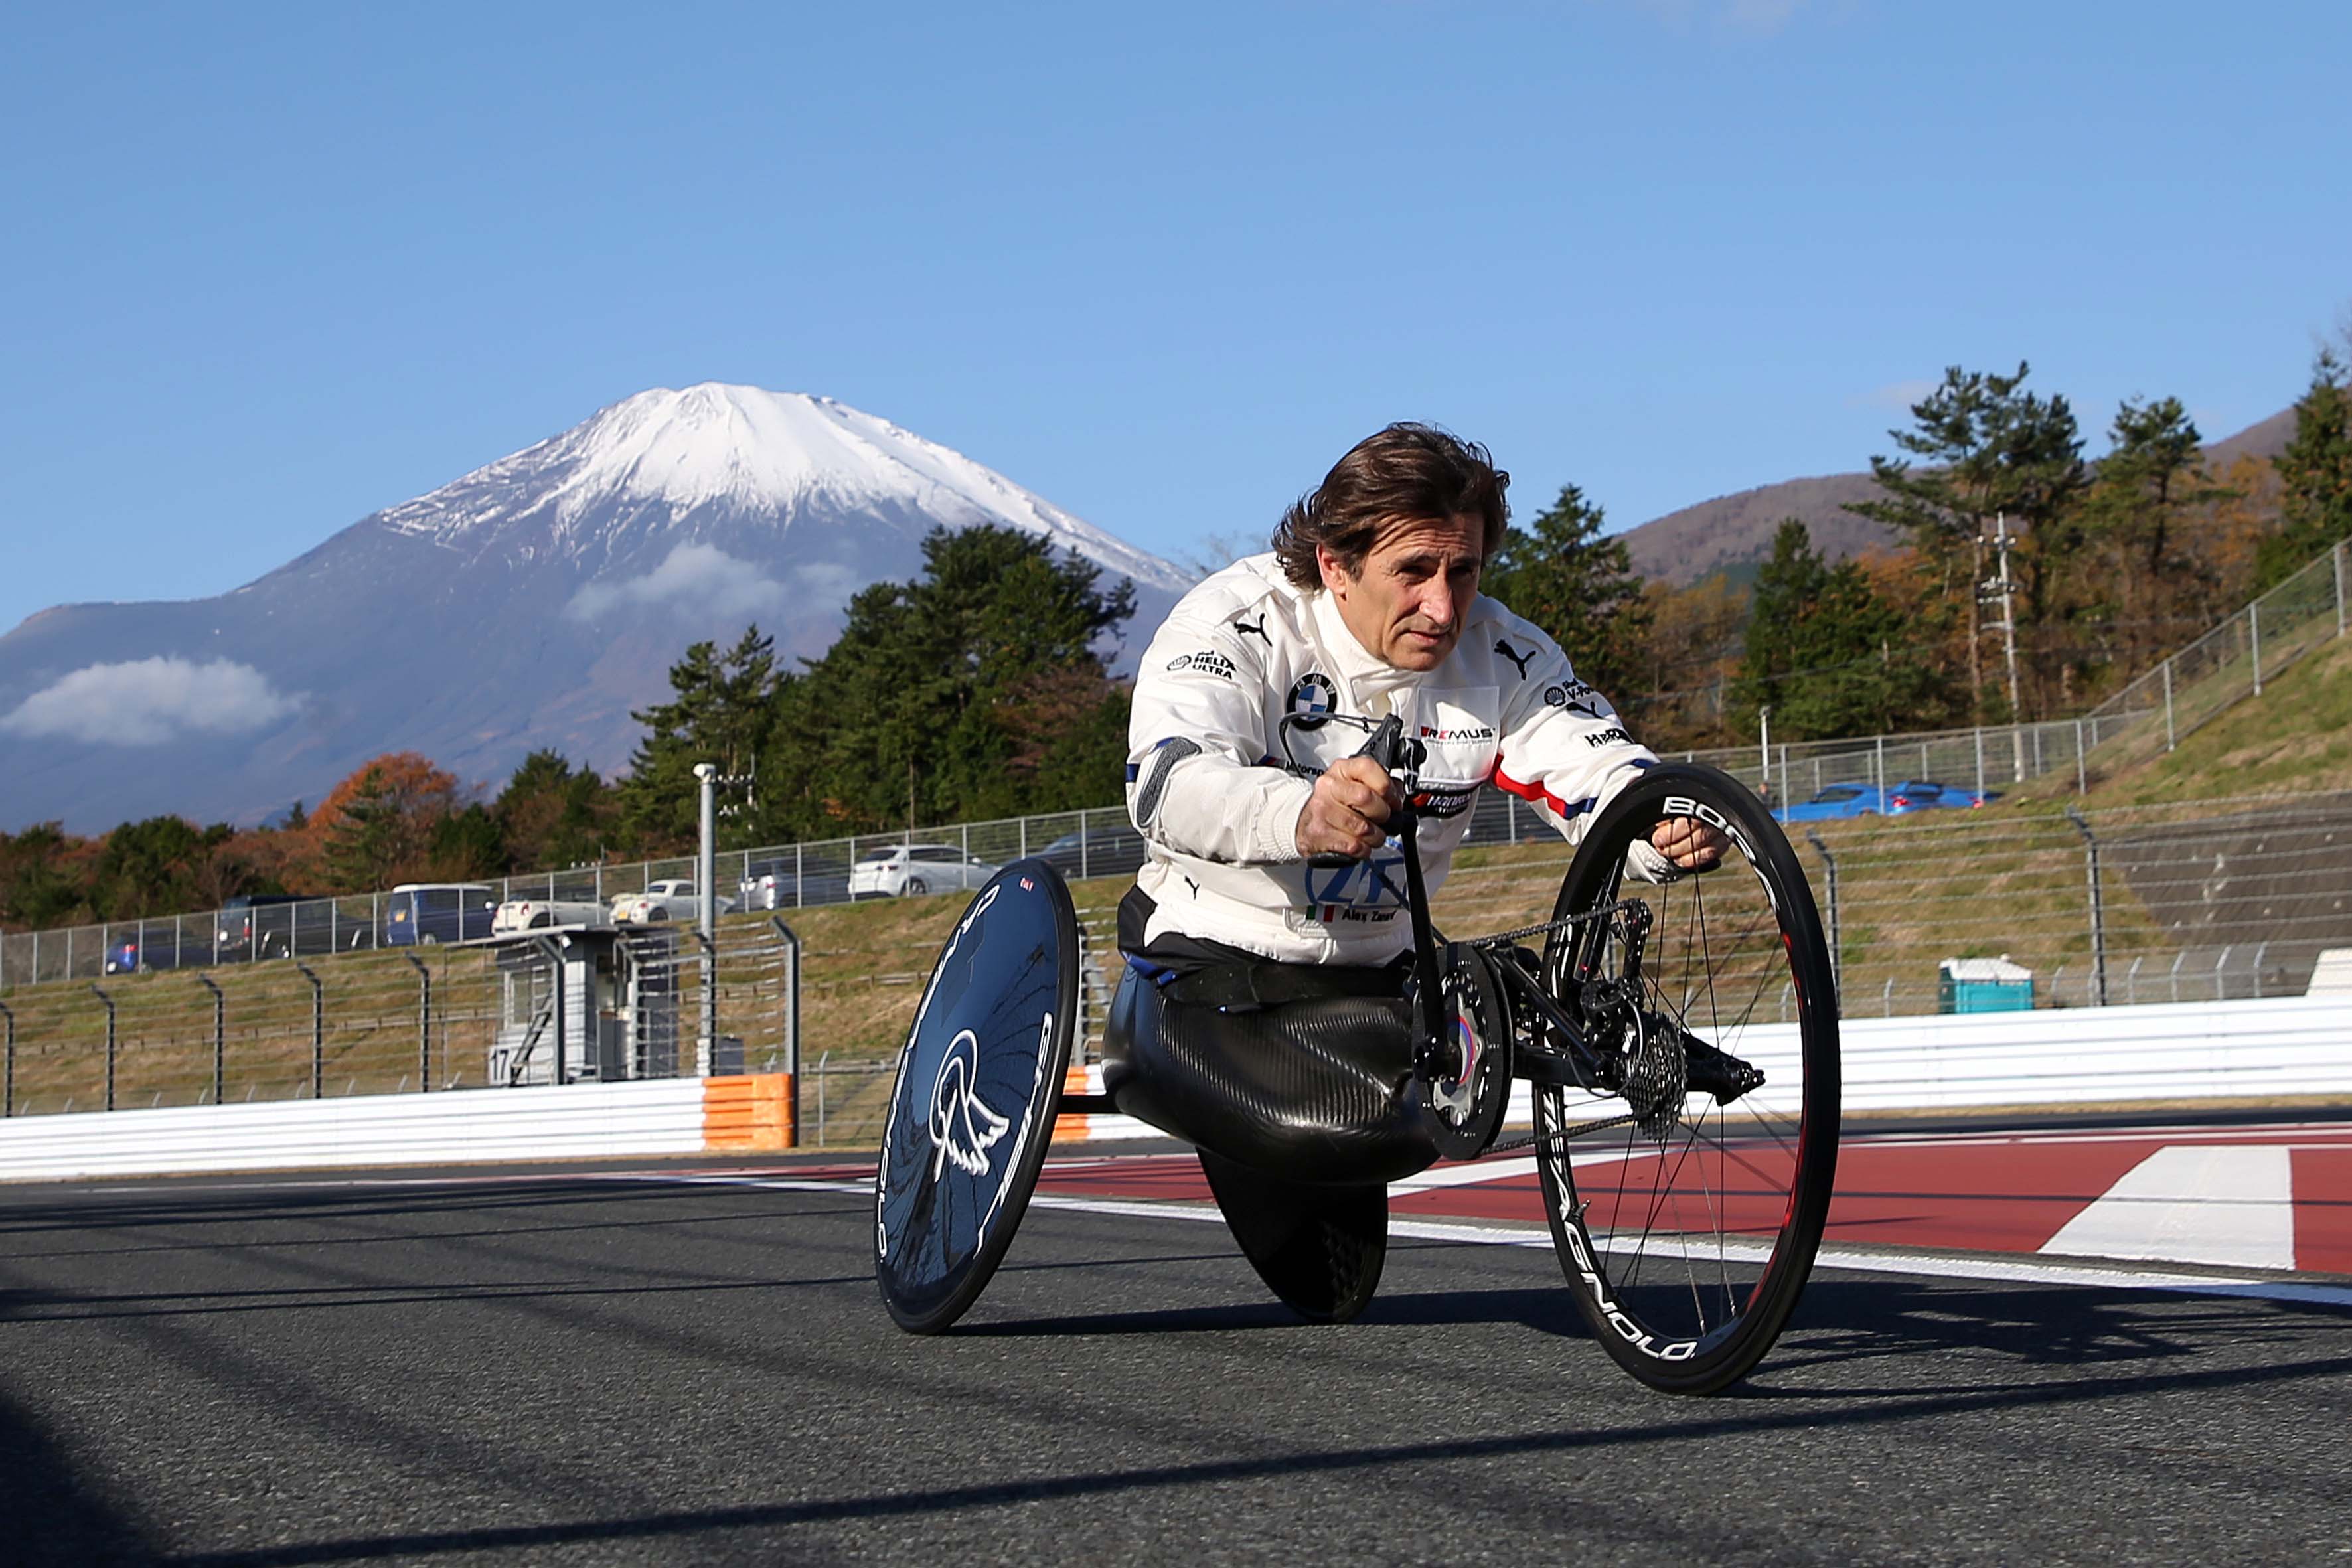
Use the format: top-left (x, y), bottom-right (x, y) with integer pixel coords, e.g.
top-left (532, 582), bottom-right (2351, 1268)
top-left (0, 384), bottom-right (1192, 832)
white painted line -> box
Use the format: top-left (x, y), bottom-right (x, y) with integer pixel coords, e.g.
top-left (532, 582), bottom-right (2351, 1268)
top-left (635, 1172), bottom-right (2352, 1308)
top-left (2040, 1145), bottom-right (2297, 1271)
top-left (1390, 1157), bottom-right (1542, 1193)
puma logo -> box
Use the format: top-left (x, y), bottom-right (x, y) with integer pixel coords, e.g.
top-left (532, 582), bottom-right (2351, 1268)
top-left (1495, 638), bottom-right (1536, 679)
top-left (1233, 614), bottom-right (1271, 646)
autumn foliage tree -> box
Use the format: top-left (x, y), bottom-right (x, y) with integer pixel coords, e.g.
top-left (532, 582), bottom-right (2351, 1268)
top-left (301, 753), bottom-right (467, 893)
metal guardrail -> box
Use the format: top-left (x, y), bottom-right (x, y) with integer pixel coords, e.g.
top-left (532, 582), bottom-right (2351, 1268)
top-left (0, 920), bottom-right (800, 1120)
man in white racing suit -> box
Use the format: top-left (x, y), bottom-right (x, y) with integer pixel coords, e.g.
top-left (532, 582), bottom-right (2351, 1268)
top-left (1120, 422), bottom-right (1721, 980)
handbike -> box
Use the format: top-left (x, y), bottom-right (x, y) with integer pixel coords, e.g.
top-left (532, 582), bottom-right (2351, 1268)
top-left (871, 726), bottom-right (1840, 1395)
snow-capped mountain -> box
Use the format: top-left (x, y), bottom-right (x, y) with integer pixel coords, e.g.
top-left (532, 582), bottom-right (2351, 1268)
top-left (0, 385), bottom-right (1190, 831)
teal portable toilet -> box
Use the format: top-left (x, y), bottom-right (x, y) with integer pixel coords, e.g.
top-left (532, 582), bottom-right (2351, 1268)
top-left (1938, 955), bottom-right (2035, 1014)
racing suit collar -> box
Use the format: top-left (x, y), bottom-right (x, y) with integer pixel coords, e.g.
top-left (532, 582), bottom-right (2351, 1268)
top-left (1306, 585), bottom-right (1433, 707)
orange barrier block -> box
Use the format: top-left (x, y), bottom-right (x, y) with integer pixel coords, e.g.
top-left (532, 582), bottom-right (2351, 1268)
top-left (702, 1073), bottom-right (797, 1152)
top-left (1052, 1063), bottom-right (1093, 1143)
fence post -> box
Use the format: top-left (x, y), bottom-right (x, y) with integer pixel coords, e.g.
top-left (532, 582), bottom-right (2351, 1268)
top-left (2163, 660), bottom-right (2176, 751)
top-left (402, 952), bottom-right (431, 1093)
top-left (2212, 945), bottom-right (2232, 1001)
top-left (795, 842), bottom-right (805, 909)
top-left (1873, 735), bottom-right (1884, 796)
top-left (1802, 830), bottom-right (1840, 1006)
top-left (1081, 811), bottom-right (1092, 880)
top-left (196, 973), bottom-right (224, 1105)
top-left (0, 998), bottom-right (12, 1117)
top-left (2337, 539), bottom-right (2347, 639)
top-left (90, 982), bottom-right (116, 1111)
top-left (816, 1048), bottom-right (830, 1146)
top-left (2250, 602), bottom-right (2263, 696)
top-left (2075, 719), bottom-right (2086, 794)
top-left (295, 963), bottom-right (323, 1097)
top-left (2064, 807), bottom-right (2107, 1006)
top-left (1974, 727), bottom-right (1984, 798)
top-left (771, 917), bottom-right (803, 1146)
top-left (694, 931), bottom-right (716, 1077)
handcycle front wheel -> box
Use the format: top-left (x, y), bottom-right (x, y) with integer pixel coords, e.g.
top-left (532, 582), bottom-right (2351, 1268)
top-left (1533, 763), bottom-right (1840, 1394)
top-left (873, 859), bottom-right (1079, 1334)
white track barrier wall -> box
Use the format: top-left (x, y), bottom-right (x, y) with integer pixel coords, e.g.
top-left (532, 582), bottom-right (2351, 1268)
top-left (1052, 996), bottom-right (2352, 1142)
top-left (3, 1000), bottom-right (2345, 1177)
top-left (0, 1079), bottom-right (708, 1182)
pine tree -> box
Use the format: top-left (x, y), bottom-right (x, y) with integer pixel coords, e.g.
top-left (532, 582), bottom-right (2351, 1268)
top-left (1730, 521), bottom-right (1953, 742)
top-left (92, 816), bottom-right (212, 919)
top-left (615, 627), bottom-right (779, 852)
top-left (2081, 396), bottom-right (2231, 678)
top-left (1729, 521), bottom-right (1827, 732)
top-left (2258, 345), bottom-right (2352, 589)
top-left (752, 526), bottom-right (1135, 837)
top-left (1478, 483), bottom-right (1652, 704)
top-left (1845, 363), bottom-right (2088, 720)
top-left (494, 749), bottom-right (613, 871)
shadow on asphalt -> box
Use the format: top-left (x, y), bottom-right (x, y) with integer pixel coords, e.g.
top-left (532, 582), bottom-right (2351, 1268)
top-left (1743, 1275), bottom-right (2352, 1393)
top-left (0, 1389), bottom-right (162, 1565)
top-left (958, 1271), bottom-right (2352, 1381)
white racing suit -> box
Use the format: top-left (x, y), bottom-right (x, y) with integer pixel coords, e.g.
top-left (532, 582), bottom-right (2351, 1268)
top-left (1123, 552), bottom-right (1663, 967)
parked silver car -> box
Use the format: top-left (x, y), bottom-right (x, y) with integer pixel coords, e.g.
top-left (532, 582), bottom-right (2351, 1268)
top-left (846, 844), bottom-right (1000, 898)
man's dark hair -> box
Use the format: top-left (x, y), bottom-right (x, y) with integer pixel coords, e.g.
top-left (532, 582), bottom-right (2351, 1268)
top-left (1271, 423), bottom-right (1511, 590)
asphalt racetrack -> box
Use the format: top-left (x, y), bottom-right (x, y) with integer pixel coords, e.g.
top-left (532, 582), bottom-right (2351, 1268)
top-left (4, 1129), bottom-right (2350, 1566)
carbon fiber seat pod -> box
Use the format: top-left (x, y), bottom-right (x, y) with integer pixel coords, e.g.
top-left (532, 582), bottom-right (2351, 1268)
top-left (1100, 965), bottom-right (1443, 1187)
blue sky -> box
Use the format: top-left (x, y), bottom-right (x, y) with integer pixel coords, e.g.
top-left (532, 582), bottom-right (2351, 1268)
top-left (3, 1), bottom-right (2345, 635)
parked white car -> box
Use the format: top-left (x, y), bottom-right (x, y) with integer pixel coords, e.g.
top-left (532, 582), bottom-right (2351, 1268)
top-left (847, 844), bottom-right (1001, 898)
top-left (491, 897), bottom-right (611, 934)
top-left (611, 880), bottom-right (736, 925)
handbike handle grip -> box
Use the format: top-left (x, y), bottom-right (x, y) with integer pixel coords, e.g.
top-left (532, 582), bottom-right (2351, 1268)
top-left (1306, 714), bottom-right (1409, 868)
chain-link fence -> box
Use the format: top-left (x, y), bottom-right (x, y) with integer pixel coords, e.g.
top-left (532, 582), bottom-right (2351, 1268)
top-left (0, 918), bottom-right (800, 1119)
top-left (1429, 788), bottom-right (2352, 1019)
top-left (9, 786), bottom-right (2346, 1144)
top-left (2076, 540), bottom-right (2349, 774)
top-left (0, 718), bottom-right (2122, 990)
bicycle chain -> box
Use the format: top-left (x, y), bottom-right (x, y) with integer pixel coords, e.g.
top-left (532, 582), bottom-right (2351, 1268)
top-left (1467, 897), bottom-right (1643, 951)
top-left (1484, 1109), bottom-right (1639, 1155)
top-left (1460, 898), bottom-right (1655, 1156)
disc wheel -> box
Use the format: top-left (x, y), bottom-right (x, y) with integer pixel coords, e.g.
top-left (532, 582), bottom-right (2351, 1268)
top-left (1534, 763), bottom-right (1839, 1394)
top-left (874, 860), bottom-right (1077, 1333)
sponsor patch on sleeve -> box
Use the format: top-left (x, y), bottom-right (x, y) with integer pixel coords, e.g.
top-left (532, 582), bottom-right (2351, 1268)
top-left (1166, 650), bottom-right (1238, 680)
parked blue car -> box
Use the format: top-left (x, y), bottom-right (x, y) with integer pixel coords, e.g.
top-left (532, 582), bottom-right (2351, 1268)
top-left (384, 883), bottom-right (500, 945)
top-left (1772, 779), bottom-right (1994, 822)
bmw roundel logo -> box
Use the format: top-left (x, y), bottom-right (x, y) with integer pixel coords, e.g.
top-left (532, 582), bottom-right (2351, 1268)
top-left (1287, 672), bottom-right (1338, 724)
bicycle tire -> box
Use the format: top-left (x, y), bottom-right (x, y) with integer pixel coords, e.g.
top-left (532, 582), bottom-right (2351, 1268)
top-left (874, 860), bottom-right (1078, 1334)
top-left (1532, 763), bottom-right (1839, 1394)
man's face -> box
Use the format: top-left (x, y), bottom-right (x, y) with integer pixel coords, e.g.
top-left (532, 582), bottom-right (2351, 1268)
top-left (1318, 513), bottom-right (1486, 671)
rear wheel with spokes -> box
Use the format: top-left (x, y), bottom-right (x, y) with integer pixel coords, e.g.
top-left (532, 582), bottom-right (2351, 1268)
top-left (1533, 763), bottom-right (1839, 1394)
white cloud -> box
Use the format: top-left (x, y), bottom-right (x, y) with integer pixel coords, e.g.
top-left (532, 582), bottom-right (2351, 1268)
top-left (791, 562), bottom-right (862, 607)
top-left (0, 657), bottom-right (301, 746)
top-left (1855, 378), bottom-right (1939, 413)
top-left (564, 542), bottom-right (791, 624)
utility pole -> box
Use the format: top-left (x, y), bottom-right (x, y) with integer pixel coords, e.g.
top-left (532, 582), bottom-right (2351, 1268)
top-left (1980, 512), bottom-right (2027, 783)
top-left (694, 763), bottom-right (718, 941)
